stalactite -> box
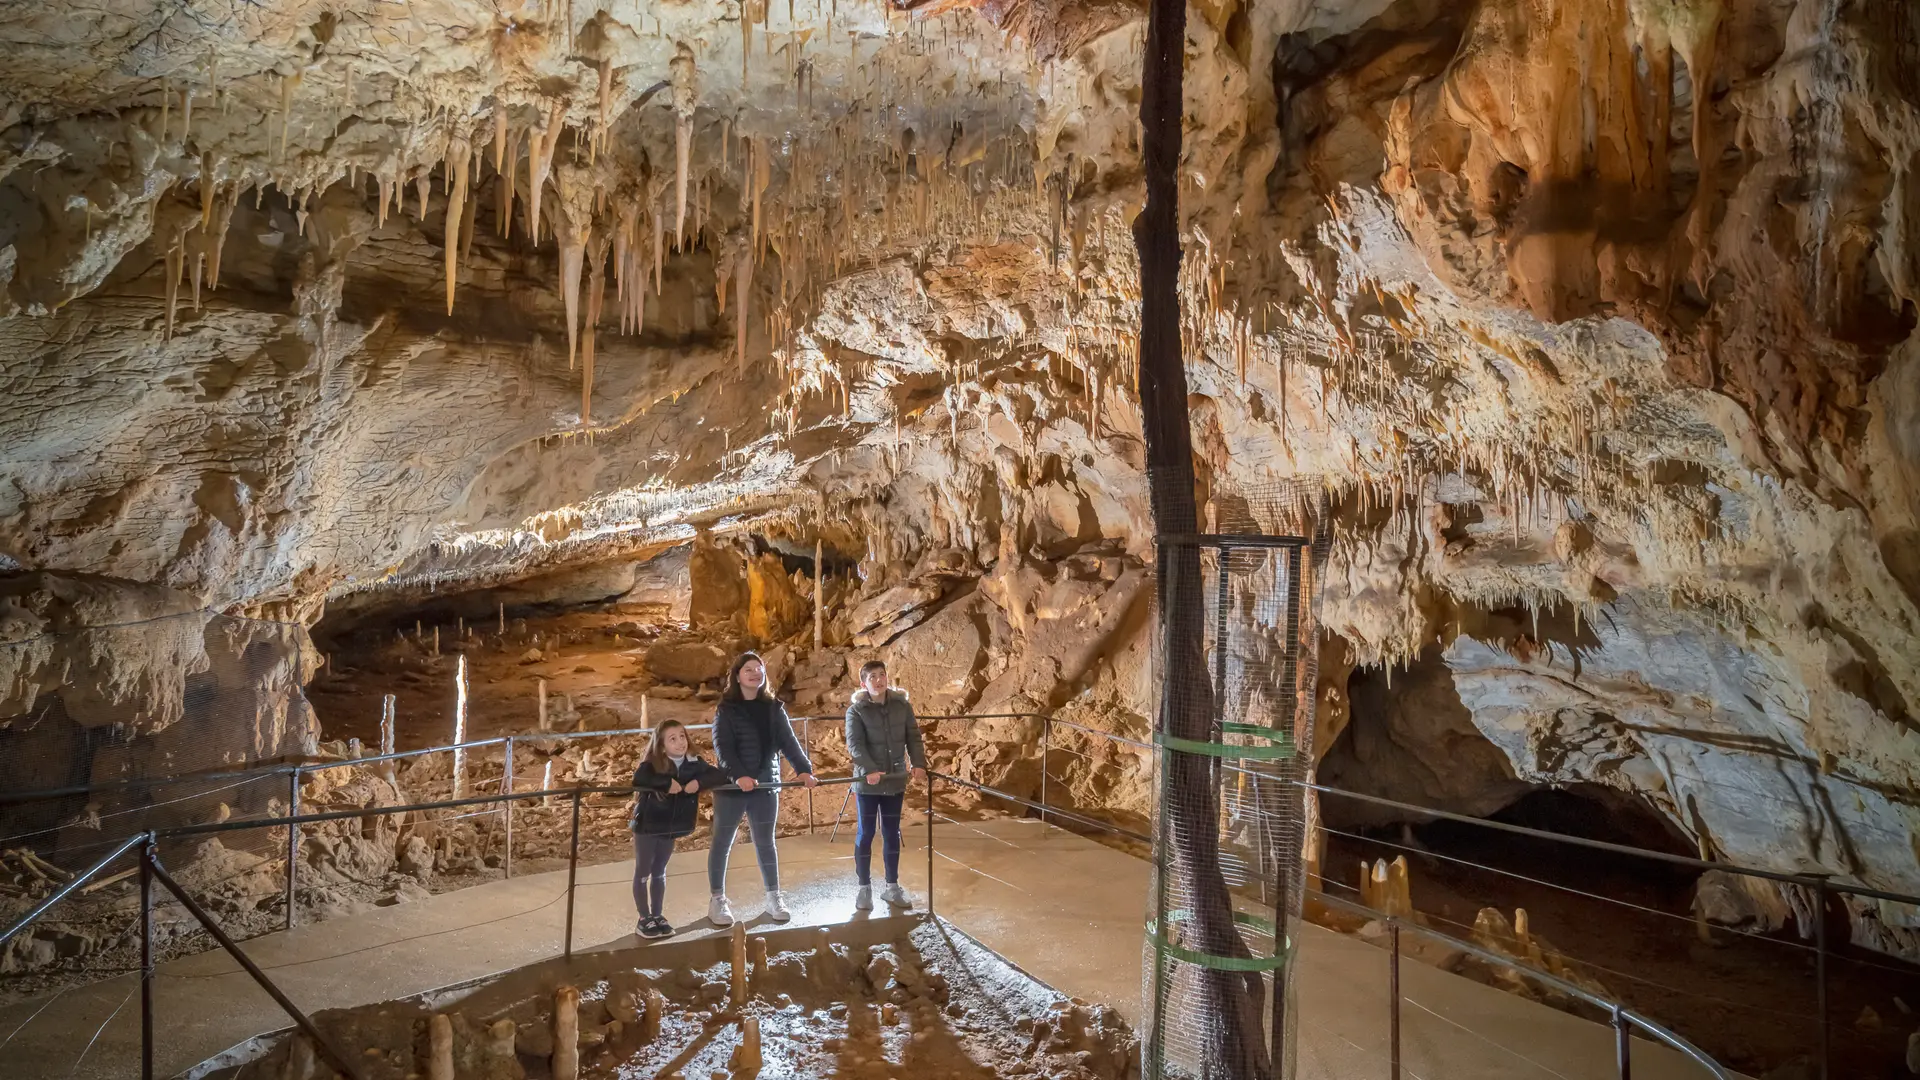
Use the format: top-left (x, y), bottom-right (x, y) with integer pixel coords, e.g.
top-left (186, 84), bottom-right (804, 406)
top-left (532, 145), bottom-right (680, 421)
top-left (502, 130), bottom-right (521, 238)
top-left (670, 43), bottom-right (698, 249)
top-left (736, 241), bottom-right (753, 374)
top-left (492, 106), bottom-right (509, 172)
top-left (164, 241), bottom-right (184, 339)
top-left (528, 100), bottom-right (566, 246)
top-left (596, 58), bottom-right (614, 161)
top-left (583, 231), bottom-right (609, 424)
top-left (414, 171), bottom-right (430, 222)
top-left (444, 134), bottom-right (471, 315)
top-left (559, 218), bottom-right (591, 370)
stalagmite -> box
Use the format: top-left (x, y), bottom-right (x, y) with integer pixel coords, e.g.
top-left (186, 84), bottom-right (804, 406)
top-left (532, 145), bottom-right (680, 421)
top-left (428, 1014), bottom-right (454, 1080)
top-left (730, 921), bottom-right (748, 1006)
top-left (641, 989), bottom-right (665, 1040)
top-left (552, 985), bottom-right (580, 1080)
top-left (538, 678), bottom-right (548, 729)
top-left (444, 134), bottom-right (471, 315)
top-left (453, 655), bottom-right (469, 796)
top-left (669, 44), bottom-right (698, 248)
top-left (813, 538), bottom-right (824, 646)
top-left (731, 1016), bottom-right (764, 1074)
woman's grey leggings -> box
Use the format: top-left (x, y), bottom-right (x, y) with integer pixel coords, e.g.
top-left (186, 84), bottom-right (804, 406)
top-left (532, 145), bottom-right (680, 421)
top-left (708, 790), bottom-right (780, 893)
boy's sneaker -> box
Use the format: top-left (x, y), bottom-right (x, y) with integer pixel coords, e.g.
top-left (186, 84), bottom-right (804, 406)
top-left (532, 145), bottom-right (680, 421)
top-left (854, 885), bottom-right (873, 911)
top-left (634, 917), bottom-right (649, 937)
top-left (643, 916), bottom-right (675, 939)
top-left (765, 890), bottom-right (792, 922)
top-left (880, 883), bottom-right (911, 908)
top-left (709, 894), bottom-right (734, 927)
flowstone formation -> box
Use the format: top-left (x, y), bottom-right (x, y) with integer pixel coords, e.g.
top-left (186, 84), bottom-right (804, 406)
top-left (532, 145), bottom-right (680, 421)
top-left (2, 0), bottom-right (1919, 970)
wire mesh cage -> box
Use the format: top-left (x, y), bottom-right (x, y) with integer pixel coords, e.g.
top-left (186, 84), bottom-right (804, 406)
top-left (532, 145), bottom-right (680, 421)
top-left (1142, 480), bottom-right (1330, 1080)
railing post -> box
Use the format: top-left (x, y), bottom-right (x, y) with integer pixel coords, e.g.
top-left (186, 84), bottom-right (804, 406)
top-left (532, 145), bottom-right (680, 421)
top-left (1039, 717), bottom-right (1050, 826)
top-left (1389, 918), bottom-right (1401, 1080)
top-left (1613, 1005), bottom-right (1632, 1080)
top-left (564, 787), bottom-right (582, 959)
top-left (503, 736), bottom-right (515, 880)
top-left (140, 832), bottom-right (155, 1080)
top-left (926, 773), bottom-right (936, 919)
top-left (805, 718), bottom-right (815, 833)
top-left (285, 766), bottom-right (300, 930)
top-left (1814, 879), bottom-right (1829, 1080)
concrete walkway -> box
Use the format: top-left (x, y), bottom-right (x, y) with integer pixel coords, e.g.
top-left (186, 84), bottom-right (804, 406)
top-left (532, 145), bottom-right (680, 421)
top-left (2, 817), bottom-right (1726, 1079)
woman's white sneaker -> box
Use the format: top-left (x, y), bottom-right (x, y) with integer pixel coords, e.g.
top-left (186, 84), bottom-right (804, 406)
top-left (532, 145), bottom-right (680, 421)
top-left (854, 885), bottom-right (873, 911)
top-left (765, 890), bottom-right (791, 922)
top-left (709, 894), bottom-right (734, 927)
top-left (880, 883), bottom-right (910, 908)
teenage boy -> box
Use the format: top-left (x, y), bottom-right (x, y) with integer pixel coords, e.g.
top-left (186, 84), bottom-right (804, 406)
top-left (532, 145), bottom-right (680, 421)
top-left (843, 660), bottom-right (927, 908)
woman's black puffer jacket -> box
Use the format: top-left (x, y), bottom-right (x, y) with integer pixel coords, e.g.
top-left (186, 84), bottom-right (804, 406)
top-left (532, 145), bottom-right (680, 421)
top-left (631, 755), bottom-right (728, 837)
top-left (713, 695), bottom-right (813, 786)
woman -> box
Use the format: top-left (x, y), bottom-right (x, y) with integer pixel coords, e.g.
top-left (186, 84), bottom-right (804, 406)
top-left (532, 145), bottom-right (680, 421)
top-left (629, 719), bottom-right (727, 939)
top-left (708, 651), bottom-right (816, 925)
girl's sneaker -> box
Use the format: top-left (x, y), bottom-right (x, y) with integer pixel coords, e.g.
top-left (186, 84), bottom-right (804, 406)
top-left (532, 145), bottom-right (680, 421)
top-left (765, 890), bottom-right (791, 922)
top-left (854, 885), bottom-right (873, 911)
top-left (643, 916), bottom-right (675, 939)
top-left (880, 883), bottom-right (911, 908)
top-left (709, 894), bottom-right (735, 927)
top-left (634, 917), bottom-right (649, 937)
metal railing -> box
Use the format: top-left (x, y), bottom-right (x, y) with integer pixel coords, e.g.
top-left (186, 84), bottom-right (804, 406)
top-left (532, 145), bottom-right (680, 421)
top-left (0, 763), bottom-right (1732, 1080)
top-left (6, 708), bottom-right (1909, 1079)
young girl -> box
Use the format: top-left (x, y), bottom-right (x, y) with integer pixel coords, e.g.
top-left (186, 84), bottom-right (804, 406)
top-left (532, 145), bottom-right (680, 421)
top-left (630, 719), bottom-right (726, 939)
top-left (708, 651), bottom-right (817, 926)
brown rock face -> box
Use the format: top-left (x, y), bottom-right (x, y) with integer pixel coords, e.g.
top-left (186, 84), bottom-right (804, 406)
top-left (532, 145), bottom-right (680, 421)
top-left (644, 639), bottom-right (729, 688)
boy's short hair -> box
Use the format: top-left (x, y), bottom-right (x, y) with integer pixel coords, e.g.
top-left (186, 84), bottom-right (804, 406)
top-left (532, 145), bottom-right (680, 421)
top-left (859, 659), bottom-right (887, 679)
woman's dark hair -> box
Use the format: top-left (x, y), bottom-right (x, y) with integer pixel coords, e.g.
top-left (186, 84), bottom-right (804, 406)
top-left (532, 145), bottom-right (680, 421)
top-left (721, 651), bottom-right (766, 702)
top-left (645, 719), bottom-right (689, 774)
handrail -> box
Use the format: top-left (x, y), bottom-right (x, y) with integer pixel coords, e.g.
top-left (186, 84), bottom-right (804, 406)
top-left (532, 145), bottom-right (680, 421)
top-left (11, 706), bottom-right (1918, 913)
top-left (0, 832), bottom-right (146, 948)
top-left (5, 764), bottom-right (1736, 1080)
top-left (1312, 890), bottom-right (1733, 1079)
top-left (935, 765), bottom-right (1732, 1079)
top-left (1305, 783), bottom-right (1914, 906)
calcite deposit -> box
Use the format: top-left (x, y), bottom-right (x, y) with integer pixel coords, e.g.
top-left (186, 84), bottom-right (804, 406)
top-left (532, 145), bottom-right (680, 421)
top-left (1, 0), bottom-right (1918, 971)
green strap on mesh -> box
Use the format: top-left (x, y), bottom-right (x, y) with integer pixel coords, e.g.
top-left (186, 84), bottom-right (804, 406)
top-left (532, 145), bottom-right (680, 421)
top-left (1147, 909), bottom-right (1291, 972)
top-left (1154, 723), bottom-right (1296, 761)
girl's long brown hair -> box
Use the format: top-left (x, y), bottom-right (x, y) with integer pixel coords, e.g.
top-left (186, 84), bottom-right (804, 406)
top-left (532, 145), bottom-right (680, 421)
top-left (645, 719), bottom-right (690, 774)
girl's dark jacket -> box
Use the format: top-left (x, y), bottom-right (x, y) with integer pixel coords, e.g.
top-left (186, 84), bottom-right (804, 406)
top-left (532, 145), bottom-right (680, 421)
top-left (713, 695), bottom-right (813, 787)
top-left (630, 754), bottom-right (728, 837)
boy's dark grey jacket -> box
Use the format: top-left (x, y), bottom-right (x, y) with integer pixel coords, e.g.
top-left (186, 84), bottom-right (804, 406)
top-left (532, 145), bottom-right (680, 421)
top-left (845, 688), bottom-right (926, 796)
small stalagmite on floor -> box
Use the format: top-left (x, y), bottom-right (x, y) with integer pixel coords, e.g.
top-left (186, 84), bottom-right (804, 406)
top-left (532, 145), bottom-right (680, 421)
top-left (553, 984), bottom-right (581, 1080)
top-left (427, 1014), bottom-right (453, 1080)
